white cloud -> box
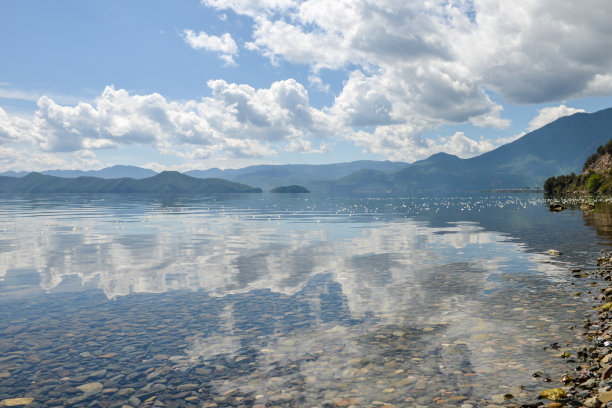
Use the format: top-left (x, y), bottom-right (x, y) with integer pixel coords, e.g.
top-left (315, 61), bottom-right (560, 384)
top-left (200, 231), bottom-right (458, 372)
top-left (7, 0), bottom-right (612, 168)
top-left (286, 138), bottom-right (330, 154)
top-left (469, 105), bottom-right (511, 130)
top-left (527, 105), bottom-right (586, 132)
top-left (0, 87), bottom-right (41, 102)
top-left (307, 74), bottom-right (329, 93)
top-left (0, 81), bottom-right (335, 168)
top-left (182, 29), bottom-right (238, 65)
top-left (202, 0), bottom-right (296, 18)
top-left (200, 0), bottom-right (612, 137)
top-left (348, 126), bottom-right (494, 162)
top-left (331, 71), bottom-right (395, 127)
top-left (0, 146), bottom-right (103, 172)
top-left (441, 132), bottom-right (496, 158)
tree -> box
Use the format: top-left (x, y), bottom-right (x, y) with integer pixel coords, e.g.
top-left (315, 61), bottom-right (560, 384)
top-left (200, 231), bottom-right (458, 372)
top-left (587, 173), bottom-right (602, 192)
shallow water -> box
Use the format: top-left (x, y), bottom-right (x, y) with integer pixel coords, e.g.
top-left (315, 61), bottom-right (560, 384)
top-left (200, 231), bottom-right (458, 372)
top-left (0, 193), bottom-right (610, 407)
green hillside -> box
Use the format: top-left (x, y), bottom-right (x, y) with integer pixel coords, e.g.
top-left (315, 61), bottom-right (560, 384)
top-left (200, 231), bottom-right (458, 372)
top-left (544, 138), bottom-right (612, 195)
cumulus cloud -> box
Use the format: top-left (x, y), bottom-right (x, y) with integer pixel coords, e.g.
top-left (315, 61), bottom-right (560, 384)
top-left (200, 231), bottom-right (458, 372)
top-left (6, 0), bottom-right (612, 167)
top-left (182, 29), bottom-right (238, 65)
top-left (528, 105), bottom-right (586, 131)
top-left (348, 126), bottom-right (495, 162)
top-left (202, 0), bottom-right (295, 17)
top-left (0, 81), bottom-right (335, 168)
top-left (201, 0), bottom-right (612, 132)
top-left (0, 146), bottom-right (103, 172)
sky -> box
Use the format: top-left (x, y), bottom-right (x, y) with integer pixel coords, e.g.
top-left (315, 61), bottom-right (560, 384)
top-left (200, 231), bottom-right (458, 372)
top-left (2, 0), bottom-right (612, 172)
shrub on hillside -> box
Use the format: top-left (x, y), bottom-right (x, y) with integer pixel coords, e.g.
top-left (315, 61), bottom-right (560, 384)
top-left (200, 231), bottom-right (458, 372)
top-left (587, 173), bottom-right (602, 192)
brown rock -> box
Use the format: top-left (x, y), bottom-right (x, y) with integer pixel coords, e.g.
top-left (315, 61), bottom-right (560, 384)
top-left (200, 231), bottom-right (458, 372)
top-left (599, 390), bottom-right (612, 404)
top-left (333, 398), bottom-right (362, 407)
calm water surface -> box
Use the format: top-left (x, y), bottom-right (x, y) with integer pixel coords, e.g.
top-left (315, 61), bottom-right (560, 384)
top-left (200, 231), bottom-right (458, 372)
top-left (0, 193), bottom-right (611, 407)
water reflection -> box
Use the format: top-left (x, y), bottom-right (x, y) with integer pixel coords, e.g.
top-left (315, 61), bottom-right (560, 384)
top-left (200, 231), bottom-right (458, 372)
top-left (582, 200), bottom-right (612, 241)
top-left (0, 194), bottom-right (606, 406)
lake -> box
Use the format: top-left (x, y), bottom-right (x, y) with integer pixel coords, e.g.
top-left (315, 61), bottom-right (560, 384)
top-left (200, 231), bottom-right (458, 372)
top-left (0, 193), bottom-right (610, 407)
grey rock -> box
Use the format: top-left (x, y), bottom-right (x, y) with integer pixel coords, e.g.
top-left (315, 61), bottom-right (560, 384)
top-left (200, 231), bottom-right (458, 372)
top-left (176, 383), bottom-right (199, 392)
top-left (117, 388), bottom-right (135, 396)
top-left (128, 396), bottom-right (141, 406)
top-left (89, 369), bottom-right (107, 379)
top-left (76, 382), bottom-right (103, 394)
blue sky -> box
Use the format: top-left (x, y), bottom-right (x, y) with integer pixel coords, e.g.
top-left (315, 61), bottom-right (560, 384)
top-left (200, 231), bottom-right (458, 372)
top-left (2, 0), bottom-right (612, 171)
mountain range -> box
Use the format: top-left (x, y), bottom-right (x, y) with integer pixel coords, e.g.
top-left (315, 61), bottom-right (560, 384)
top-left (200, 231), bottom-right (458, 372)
top-left (323, 107), bottom-right (612, 193)
top-left (0, 172), bottom-right (262, 194)
top-left (2, 107), bottom-right (612, 193)
top-left (0, 165), bottom-right (157, 179)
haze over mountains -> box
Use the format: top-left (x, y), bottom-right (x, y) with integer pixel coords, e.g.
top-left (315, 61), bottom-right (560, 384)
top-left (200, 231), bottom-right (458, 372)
top-left (0, 165), bottom-right (157, 180)
top-left (0, 172), bottom-right (262, 194)
top-left (3, 108), bottom-right (612, 193)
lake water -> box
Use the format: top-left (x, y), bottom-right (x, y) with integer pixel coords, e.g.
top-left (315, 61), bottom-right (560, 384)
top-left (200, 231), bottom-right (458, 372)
top-left (0, 193), bottom-right (611, 407)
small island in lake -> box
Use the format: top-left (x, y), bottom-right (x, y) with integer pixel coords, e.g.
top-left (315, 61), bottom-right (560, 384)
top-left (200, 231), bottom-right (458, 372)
top-left (544, 138), bottom-right (612, 195)
top-left (270, 185), bottom-right (310, 193)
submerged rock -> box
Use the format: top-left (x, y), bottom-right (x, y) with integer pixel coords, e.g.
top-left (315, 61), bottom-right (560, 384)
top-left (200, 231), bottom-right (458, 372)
top-left (549, 204), bottom-right (566, 212)
top-left (76, 382), bottom-right (103, 394)
top-left (0, 398), bottom-right (34, 407)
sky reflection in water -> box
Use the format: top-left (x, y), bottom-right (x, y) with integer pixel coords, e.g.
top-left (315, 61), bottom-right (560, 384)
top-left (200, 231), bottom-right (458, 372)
top-left (0, 193), bottom-right (607, 406)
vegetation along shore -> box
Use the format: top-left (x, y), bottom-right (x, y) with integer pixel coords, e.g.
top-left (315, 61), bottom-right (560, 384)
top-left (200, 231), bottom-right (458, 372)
top-left (544, 139), bottom-right (612, 195)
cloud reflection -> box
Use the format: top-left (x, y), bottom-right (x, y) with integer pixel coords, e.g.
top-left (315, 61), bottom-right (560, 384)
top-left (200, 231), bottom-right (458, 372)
top-left (0, 196), bottom-right (592, 404)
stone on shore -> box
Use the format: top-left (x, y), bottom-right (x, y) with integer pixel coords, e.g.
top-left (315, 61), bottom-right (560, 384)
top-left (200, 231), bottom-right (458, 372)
top-left (539, 388), bottom-right (567, 401)
top-left (599, 390), bottom-right (612, 404)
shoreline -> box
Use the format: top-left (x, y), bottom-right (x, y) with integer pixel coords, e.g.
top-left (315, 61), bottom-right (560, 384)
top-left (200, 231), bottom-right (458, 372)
top-left (521, 250), bottom-right (612, 408)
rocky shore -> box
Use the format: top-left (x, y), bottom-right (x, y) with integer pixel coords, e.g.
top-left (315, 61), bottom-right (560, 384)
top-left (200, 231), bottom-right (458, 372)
top-left (520, 250), bottom-right (612, 408)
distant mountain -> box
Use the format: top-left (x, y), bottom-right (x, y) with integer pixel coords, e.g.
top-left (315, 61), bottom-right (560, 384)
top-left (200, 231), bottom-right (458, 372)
top-left (185, 160), bottom-right (408, 191)
top-left (1, 165), bottom-right (158, 179)
top-left (3, 107), bottom-right (611, 194)
top-left (0, 170), bottom-right (28, 178)
top-left (43, 165), bottom-right (157, 179)
top-left (326, 108), bottom-right (612, 193)
top-left (0, 172), bottom-right (262, 194)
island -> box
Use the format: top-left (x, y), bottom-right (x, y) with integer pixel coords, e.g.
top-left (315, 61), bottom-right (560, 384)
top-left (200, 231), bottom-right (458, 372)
top-left (270, 185), bottom-right (310, 193)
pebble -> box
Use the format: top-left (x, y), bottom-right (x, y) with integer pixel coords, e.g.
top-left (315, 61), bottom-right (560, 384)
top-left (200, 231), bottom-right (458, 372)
top-left (117, 388), bottom-right (135, 396)
top-left (176, 383), bottom-right (199, 392)
top-left (599, 390), bottom-right (612, 403)
top-left (76, 382), bottom-right (103, 394)
top-left (0, 398), bottom-right (34, 407)
top-left (539, 388), bottom-right (567, 401)
top-left (128, 396), bottom-right (141, 406)
top-left (3, 227), bottom-right (611, 408)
